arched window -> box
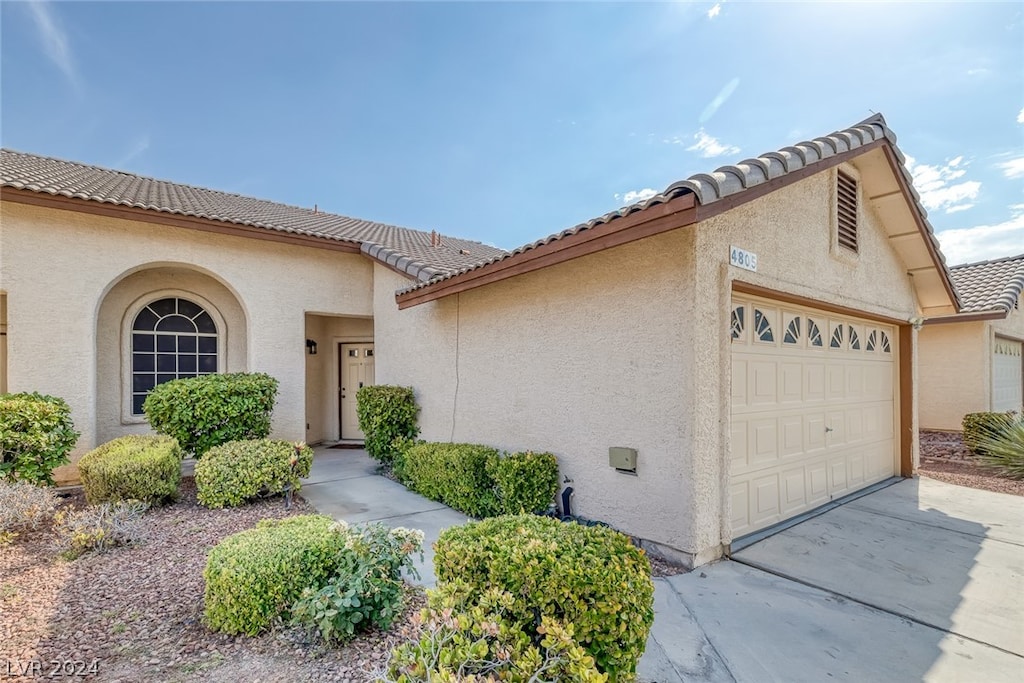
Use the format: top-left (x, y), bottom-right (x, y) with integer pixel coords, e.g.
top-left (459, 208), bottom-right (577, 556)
top-left (131, 297), bottom-right (218, 414)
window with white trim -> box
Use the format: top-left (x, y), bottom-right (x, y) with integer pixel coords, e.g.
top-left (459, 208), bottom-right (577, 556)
top-left (131, 297), bottom-right (218, 415)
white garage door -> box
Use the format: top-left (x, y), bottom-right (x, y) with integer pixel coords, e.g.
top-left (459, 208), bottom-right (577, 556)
top-left (730, 295), bottom-right (897, 537)
top-left (992, 338), bottom-right (1023, 414)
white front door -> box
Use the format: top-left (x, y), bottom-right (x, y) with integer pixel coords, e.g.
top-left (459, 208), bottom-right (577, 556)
top-left (730, 295), bottom-right (898, 537)
top-left (340, 343), bottom-right (375, 440)
top-left (992, 337), bottom-right (1023, 414)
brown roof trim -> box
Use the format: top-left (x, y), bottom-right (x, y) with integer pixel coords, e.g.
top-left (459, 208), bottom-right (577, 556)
top-left (396, 194), bottom-right (698, 309)
top-left (921, 310), bottom-right (1007, 325)
top-left (731, 280), bottom-right (909, 325)
top-left (1, 187), bottom-right (361, 254)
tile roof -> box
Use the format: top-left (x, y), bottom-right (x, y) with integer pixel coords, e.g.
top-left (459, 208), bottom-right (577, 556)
top-left (0, 149), bottom-right (506, 280)
top-left (948, 254), bottom-right (1024, 313)
top-left (396, 113), bottom-right (953, 298)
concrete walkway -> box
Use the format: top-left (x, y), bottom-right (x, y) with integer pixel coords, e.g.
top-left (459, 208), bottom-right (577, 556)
top-left (300, 448), bottom-right (1023, 682)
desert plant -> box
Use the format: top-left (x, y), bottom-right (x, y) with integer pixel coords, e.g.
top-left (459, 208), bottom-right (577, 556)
top-left (434, 515), bottom-right (654, 680)
top-left (974, 414), bottom-right (1024, 479)
top-left (203, 515), bottom-right (348, 635)
top-left (194, 439), bottom-right (312, 509)
top-left (0, 392), bottom-right (79, 485)
top-left (0, 480), bottom-right (61, 544)
top-left (488, 450), bottom-right (559, 514)
top-left (400, 443), bottom-right (501, 517)
top-left (291, 523), bottom-right (424, 644)
top-left (356, 386), bottom-right (419, 464)
top-left (379, 587), bottom-right (607, 683)
top-left (962, 411), bottom-right (1015, 456)
top-left (53, 499), bottom-right (149, 559)
top-left (77, 435), bottom-right (182, 505)
top-left (142, 372), bottom-right (278, 457)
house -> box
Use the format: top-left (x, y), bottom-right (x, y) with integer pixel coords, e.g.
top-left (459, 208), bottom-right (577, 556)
top-left (0, 113), bottom-right (960, 567)
top-left (919, 254), bottom-right (1024, 431)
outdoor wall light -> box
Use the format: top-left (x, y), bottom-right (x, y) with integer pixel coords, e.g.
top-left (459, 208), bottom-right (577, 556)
top-left (306, 339), bottom-right (318, 355)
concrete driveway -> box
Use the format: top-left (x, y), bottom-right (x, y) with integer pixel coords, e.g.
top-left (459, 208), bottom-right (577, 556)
top-left (642, 477), bottom-right (1024, 682)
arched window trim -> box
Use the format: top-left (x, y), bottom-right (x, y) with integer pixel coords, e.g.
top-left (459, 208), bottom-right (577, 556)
top-left (120, 290), bottom-right (227, 424)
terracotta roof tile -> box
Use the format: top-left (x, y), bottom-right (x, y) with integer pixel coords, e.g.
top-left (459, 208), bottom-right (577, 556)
top-left (949, 254), bottom-right (1024, 313)
top-left (0, 149), bottom-right (506, 280)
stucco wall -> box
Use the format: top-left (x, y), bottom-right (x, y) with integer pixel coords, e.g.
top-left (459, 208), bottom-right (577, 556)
top-left (918, 322), bottom-right (989, 431)
top-left (304, 314), bottom-right (374, 444)
top-left (373, 229), bottom-right (699, 556)
top-left (0, 201), bottom-right (374, 481)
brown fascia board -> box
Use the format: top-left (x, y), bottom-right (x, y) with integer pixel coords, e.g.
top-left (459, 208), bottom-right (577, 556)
top-left (0, 187), bottom-right (362, 254)
top-left (395, 193), bottom-right (699, 309)
top-left (922, 309), bottom-right (1007, 325)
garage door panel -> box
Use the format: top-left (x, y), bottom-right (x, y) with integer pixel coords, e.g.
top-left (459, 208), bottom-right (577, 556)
top-left (731, 295), bottom-right (897, 537)
top-left (993, 338), bottom-right (1023, 413)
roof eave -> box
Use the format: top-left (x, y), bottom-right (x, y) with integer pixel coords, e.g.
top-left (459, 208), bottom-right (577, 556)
top-left (922, 309), bottom-right (1008, 325)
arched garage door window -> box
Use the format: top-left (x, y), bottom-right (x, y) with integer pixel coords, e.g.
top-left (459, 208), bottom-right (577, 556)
top-left (131, 297), bottom-right (218, 415)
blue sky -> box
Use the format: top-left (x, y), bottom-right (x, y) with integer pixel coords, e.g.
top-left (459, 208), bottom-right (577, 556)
top-left (2, 1), bottom-right (1022, 264)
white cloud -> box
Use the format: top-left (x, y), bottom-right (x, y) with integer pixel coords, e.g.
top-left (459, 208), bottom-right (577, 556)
top-left (936, 205), bottom-right (1024, 265)
top-left (682, 128), bottom-right (740, 158)
top-left (997, 156), bottom-right (1024, 179)
top-left (904, 154), bottom-right (981, 214)
top-left (707, 3), bottom-right (721, 19)
top-left (1018, 107), bottom-right (1024, 124)
top-left (699, 77), bottom-right (740, 124)
top-left (27, 1), bottom-right (77, 87)
top-left (114, 135), bottom-right (151, 169)
top-left (615, 188), bottom-right (658, 205)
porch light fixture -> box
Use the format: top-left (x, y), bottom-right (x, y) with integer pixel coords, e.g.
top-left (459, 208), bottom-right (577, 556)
top-left (306, 339), bottom-right (318, 355)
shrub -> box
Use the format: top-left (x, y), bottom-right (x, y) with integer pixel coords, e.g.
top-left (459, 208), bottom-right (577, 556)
top-left (142, 372), bottom-right (278, 457)
top-left (291, 523), bottom-right (424, 643)
top-left (0, 480), bottom-right (60, 544)
top-left (194, 439), bottom-right (312, 509)
top-left (203, 514), bottom-right (347, 635)
top-left (401, 443), bottom-right (501, 518)
top-left (488, 450), bottom-right (559, 514)
top-left (382, 587), bottom-right (607, 683)
top-left (434, 515), bottom-right (654, 680)
top-left (356, 386), bottom-right (419, 464)
top-left (53, 500), bottom-right (149, 559)
top-left (975, 414), bottom-right (1024, 479)
top-left (0, 392), bottom-right (79, 485)
top-left (77, 435), bottom-right (182, 506)
top-left (962, 412), bottom-right (1015, 455)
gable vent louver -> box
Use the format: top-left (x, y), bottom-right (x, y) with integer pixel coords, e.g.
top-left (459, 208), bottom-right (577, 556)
top-left (836, 170), bottom-right (858, 252)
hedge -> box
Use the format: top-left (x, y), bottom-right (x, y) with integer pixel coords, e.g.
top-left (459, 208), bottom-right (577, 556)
top-left (434, 515), bottom-right (654, 680)
top-left (194, 439), bottom-right (313, 509)
top-left (142, 372), bottom-right (278, 457)
top-left (78, 435), bottom-right (182, 505)
top-left (0, 392), bottom-right (79, 485)
top-left (400, 443), bottom-right (501, 517)
top-left (488, 450), bottom-right (559, 514)
top-left (355, 386), bottom-right (419, 463)
top-left (962, 412), bottom-right (1015, 455)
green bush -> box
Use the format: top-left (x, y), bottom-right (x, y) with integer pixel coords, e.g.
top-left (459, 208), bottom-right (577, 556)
top-left (489, 450), bottom-right (559, 514)
top-left (963, 412), bottom-right (1015, 455)
top-left (0, 480), bottom-right (60, 545)
top-left (53, 499), bottom-right (149, 559)
top-left (290, 523), bottom-right (424, 643)
top-left (384, 587), bottom-right (607, 682)
top-left (975, 414), bottom-right (1024, 479)
top-left (78, 436), bottom-right (182, 505)
top-left (434, 515), bottom-right (654, 680)
top-left (142, 372), bottom-right (278, 457)
top-left (355, 386), bottom-right (419, 463)
top-left (0, 392), bottom-right (79, 485)
top-left (203, 515), bottom-right (347, 635)
top-left (194, 439), bottom-right (312, 509)
top-left (401, 443), bottom-right (501, 517)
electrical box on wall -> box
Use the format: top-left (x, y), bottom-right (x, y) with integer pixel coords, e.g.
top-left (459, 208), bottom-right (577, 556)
top-left (609, 447), bottom-right (637, 473)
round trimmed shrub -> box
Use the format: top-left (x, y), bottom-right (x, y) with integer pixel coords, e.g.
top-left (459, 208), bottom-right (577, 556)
top-left (78, 435), bottom-right (182, 505)
top-left (434, 515), bottom-right (654, 680)
top-left (203, 514), bottom-right (347, 635)
top-left (194, 439), bottom-right (313, 509)
top-left (0, 392), bottom-right (79, 485)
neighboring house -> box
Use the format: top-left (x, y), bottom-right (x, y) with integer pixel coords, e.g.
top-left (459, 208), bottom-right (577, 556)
top-left (0, 113), bottom-right (960, 567)
top-left (919, 254), bottom-right (1024, 431)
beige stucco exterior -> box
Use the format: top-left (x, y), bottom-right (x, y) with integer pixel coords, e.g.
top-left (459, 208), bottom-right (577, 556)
top-left (0, 201), bottom-right (373, 482)
top-left (919, 305), bottom-right (1024, 430)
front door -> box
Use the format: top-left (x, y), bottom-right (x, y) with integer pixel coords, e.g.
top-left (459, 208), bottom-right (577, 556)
top-left (339, 343), bottom-right (375, 440)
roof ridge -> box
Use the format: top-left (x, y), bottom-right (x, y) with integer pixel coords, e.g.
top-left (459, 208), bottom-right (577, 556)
top-left (949, 252), bottom-right (1024, 270)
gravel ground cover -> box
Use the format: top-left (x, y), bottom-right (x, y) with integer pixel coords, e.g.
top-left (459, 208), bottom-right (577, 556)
top-left (918, 429), bottom-right (1023, 496)
top-left (1, 479), bottom-right (424, 682)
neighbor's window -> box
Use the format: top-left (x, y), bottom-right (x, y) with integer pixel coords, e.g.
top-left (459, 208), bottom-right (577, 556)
top-left (131, 297), bottom-right (218, 414)
top-left (836, 170), bottom-right (858, 252)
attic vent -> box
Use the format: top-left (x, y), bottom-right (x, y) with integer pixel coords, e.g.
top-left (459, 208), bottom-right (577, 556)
top-left (836, 170), bottom-right (858, 252)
